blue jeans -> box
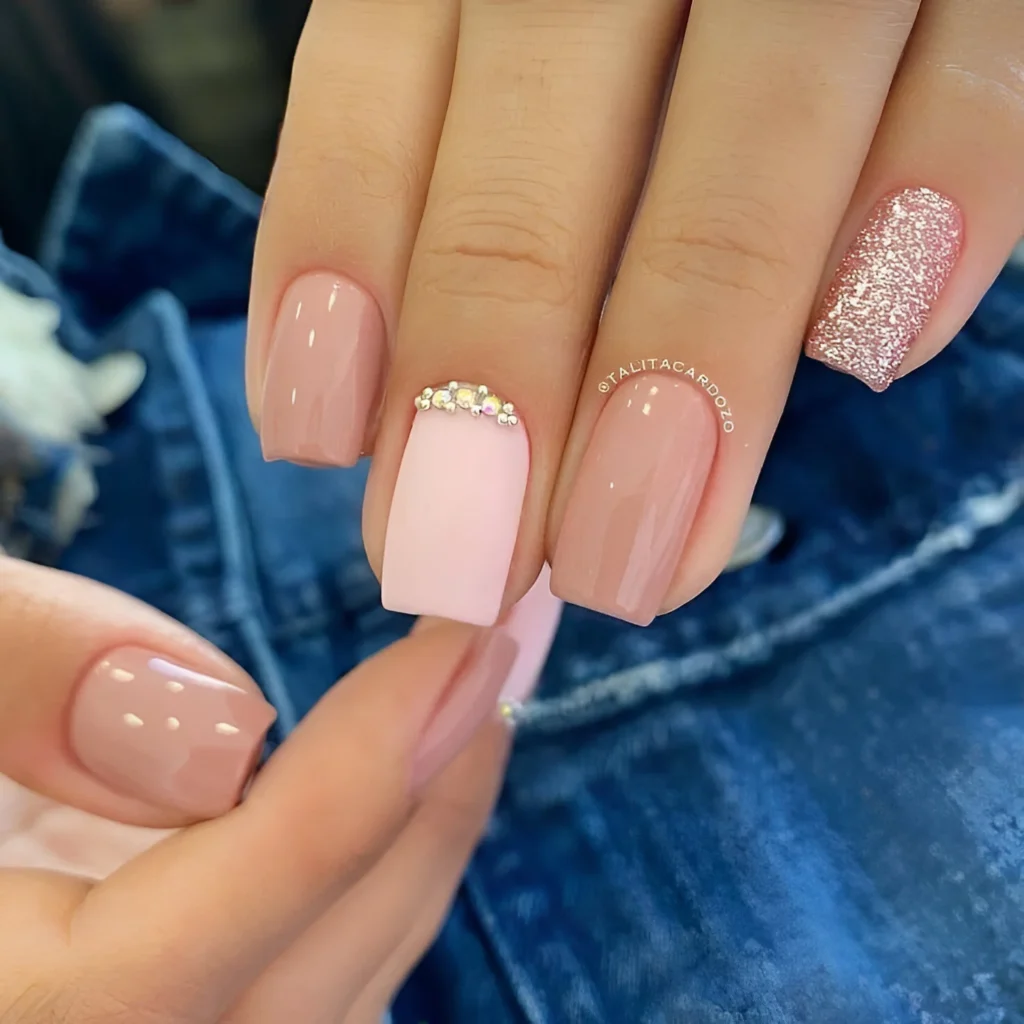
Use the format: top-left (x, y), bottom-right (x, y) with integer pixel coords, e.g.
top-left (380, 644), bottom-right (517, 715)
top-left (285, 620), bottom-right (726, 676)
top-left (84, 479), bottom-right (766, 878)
top-left (6, 106), bottom-right (1024, 1023)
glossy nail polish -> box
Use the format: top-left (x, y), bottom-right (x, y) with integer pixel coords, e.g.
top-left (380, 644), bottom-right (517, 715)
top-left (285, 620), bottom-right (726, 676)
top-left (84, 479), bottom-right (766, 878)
top-left (497, 564), bottom-right (562, 722)
top-left (806, 187), bottom-right (963, 392)
top-left (381, 386), bottom-right (529, 626)
top-left (261, 272), bottom-right (386, 465)
top-left (70, 647), bottom-right (277, 818)
top-left (413, 631), bottom-right (519, 789)
top-left (551, 374), bottom-right (717, 626)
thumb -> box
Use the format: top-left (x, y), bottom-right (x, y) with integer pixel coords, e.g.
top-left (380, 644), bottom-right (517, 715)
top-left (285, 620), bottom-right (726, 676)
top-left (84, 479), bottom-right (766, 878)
top-left (0, 554), bottom-right (276, 828)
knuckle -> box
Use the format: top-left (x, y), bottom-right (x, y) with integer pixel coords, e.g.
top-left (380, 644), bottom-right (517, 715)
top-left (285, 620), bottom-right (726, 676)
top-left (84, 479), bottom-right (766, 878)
top-left (939, 61), bottom-right (1024, 118)
top-left (639, 187), bottom-right (797, 306)
top-left (419, 179), bottom-right (580, 310)
top-left (285, 127), bottom-right (420, 208)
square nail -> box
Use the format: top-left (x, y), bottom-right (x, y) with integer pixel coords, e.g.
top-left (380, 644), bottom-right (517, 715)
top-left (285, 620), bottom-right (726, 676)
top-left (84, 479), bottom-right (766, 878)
top-left (551, 374), bottom-right (717, 626)
top-left (260, 272), bottom-right (386, 466)
top-left (806, 187), bottom-right (963, 392)
top-left (70, 647), bottom-right (277, 818)
top-left (381, 389), bottom-right (529, 626)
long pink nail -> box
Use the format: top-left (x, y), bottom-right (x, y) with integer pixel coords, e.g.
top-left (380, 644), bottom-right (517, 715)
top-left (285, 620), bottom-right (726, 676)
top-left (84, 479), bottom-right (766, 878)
top-left (261, 272), bottom-right (386, 466)
top-left (806, 187), bottom-right (963, 392)
top-left (498, 564), bottom-right (562, 716)
top-left (413, 631), bottom-right (519, 789)
top-left (551, 374), bottom-right (717, 626)
top-left (382, 388), bottom-right (529, 626)
top-left (70, 648), bottom-right (277, 818)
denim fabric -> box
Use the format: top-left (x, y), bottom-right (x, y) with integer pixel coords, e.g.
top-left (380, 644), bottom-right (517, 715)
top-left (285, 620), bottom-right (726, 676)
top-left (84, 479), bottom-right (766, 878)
top-left (5, 106), bottom-right (1024, 1023)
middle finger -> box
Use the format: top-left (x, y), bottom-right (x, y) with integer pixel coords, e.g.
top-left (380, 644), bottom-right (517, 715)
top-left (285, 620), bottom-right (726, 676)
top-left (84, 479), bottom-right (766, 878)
top-left (364, 0), bottom-right (685, 626)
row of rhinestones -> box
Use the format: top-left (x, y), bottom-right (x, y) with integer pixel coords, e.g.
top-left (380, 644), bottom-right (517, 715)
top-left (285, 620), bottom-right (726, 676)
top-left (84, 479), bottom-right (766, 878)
top-left (414, 382), bottom-right (519, 426)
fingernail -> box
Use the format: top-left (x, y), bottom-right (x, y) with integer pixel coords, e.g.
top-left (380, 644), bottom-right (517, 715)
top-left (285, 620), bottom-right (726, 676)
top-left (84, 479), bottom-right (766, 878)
top-left (260, 272), bottom-right (386, 466)
top-left (70, 647), bottom-right (277, 818)
top-left (806, 187), bottom-right (963, 392)
top-left (381, 383), bottom-right (529, 626)
top-left (496, 564), bottom-right (562, 725)
top-left (413, 631), bottom-right (519, 789)
top-left (724, 505), bottom-right (785, 572)
top-left (551, 374), bottom-right (717, 626)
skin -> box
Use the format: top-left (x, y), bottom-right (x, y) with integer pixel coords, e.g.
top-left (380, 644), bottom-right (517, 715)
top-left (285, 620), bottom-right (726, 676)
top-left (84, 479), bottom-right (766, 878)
top-left (0, 557), bottom-right (508, 1023)
top-left (247, 0), bottom-right (1024, 621)
top-left (7, 2), bottom-right (1024, 1016)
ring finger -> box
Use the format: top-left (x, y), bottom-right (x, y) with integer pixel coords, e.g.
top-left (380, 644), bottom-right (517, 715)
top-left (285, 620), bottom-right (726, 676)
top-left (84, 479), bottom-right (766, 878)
top-left (549, 0), bottom-right (921, 623)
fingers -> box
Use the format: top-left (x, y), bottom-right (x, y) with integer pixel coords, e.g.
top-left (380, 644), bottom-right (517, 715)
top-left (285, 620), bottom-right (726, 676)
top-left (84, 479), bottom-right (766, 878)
top-left (225, 570), bottom-right (560, 1023)
top-left (224, 724), bottom-right (510, 1024)
top-left (805, 0), bottom-right (1024, 388)
top-left (364, 0), bottom-right (685, 625)
top-left (549, 0), bottom-right (920, 623)
top-left (73, 622), bottom-right (518, 1021)
top-left (0, 556), bottom-right (274, 827)
top-left (247, 0), bottom-right (458, 464)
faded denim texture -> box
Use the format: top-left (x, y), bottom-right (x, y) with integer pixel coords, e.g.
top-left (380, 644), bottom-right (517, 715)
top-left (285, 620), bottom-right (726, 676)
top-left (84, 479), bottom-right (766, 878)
top-left (4, 107), bottom-right (1024, 1023)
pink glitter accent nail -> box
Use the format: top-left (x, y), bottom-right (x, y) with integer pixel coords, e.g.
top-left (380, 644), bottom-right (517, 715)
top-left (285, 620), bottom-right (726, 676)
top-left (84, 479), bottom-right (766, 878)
top-left (806, 187), bottom-right (963, 392)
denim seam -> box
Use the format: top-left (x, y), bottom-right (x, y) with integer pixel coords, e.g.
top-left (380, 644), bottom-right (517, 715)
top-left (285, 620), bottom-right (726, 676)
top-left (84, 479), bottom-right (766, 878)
top-left (462, 869), bottom-right (552, 1024)
top-left (519, 470), bottom-right (1024, 737)
top-left (147, 291), bottom-right (298, 733)
top-left (38, 105), bottom-right (261, 281)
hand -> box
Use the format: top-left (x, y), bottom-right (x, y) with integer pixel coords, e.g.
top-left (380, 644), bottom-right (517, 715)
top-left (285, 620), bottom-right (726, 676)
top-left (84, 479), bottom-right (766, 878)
top-left (0, 553), bottom-right (534, 1023)
top-left (245, 0), bottom-right (1023, 627)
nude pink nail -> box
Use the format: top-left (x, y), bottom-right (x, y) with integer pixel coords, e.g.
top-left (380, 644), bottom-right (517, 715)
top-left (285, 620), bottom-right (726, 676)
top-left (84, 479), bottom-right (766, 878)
top-left (70, 648), bottom-right (277, 818)
top-left (551, 374), bottom-right (718, 626)
top-left (261, 272), bottom-right (386, 466)
top-left (413, 631), bottom-right (519, 789)
top-left (806, 187), bottom-right (963, 392)
top-left (498, 564), bottom-right (562, 712)
top-left (381, 396), bottom-right (529, 626)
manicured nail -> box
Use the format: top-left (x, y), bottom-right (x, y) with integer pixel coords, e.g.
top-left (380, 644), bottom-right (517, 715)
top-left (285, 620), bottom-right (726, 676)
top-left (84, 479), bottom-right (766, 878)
top-left (260, 272), bottom-right (386, 466)
top-left (381, 382), bottom-right (529, 626)
top-left (806, 187), bottom-right (963, 392)
top-left (551, 374), bottom-right (717, 626)
top-left (70, 647), bottom-right (277, 818)
top-left (413, 631), bottom-right (519, 789)
top-left (496, 564), bottom-right (562, 725)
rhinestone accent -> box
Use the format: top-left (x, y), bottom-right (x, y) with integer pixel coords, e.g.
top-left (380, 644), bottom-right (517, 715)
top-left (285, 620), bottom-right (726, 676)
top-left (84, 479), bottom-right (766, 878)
top-left (414, 382), bottom-right (520, 426)
top-left (498, 698), bottom-right (524, 727)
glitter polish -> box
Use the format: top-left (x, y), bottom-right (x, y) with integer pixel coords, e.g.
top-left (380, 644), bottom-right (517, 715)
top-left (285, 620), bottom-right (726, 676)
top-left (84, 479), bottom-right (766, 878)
top-left (806, 187), bottom-right (963, 392)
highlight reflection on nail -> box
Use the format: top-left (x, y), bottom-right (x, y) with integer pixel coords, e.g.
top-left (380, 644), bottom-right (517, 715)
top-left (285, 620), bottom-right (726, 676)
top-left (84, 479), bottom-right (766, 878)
top-left (806, 187), bottom-right (963, 392)
top-left (70, 648), bottom-right (276, 818)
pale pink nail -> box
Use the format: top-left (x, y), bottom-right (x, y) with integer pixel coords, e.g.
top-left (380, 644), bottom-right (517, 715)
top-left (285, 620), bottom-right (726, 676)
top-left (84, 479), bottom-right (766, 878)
top-left (413, 631), bottom-right (519, 789)
top-left (498, 564), bottom-right (562, 712)
top-left (261, 272), bottom-right (386, 466)
top-left (70, 647), bottom-right (277, 818)
top-left (551, 374), bottom-right (717, 626)
top-left (806, 187), bottom-right (963, 392)
top-left (382, 401), bottom-right (530, 626)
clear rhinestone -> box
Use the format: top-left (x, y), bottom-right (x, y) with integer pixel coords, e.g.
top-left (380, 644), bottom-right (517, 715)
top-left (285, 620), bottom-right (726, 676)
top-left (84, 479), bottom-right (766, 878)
top-left (455, 386), bottom-right (476, 409)
top-left (431, 389), bottom-right (452, 409)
